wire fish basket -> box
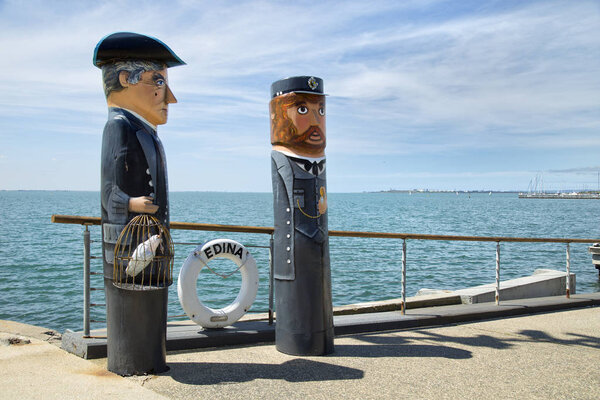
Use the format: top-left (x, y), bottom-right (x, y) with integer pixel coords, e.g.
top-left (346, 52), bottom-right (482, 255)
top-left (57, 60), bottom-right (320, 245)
top-left (113, 214), bottom-right (174, 290)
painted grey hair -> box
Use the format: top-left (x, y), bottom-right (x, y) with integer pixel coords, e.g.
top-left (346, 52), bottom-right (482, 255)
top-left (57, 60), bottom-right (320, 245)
top-left (101, 60), bottom-right (165, 97)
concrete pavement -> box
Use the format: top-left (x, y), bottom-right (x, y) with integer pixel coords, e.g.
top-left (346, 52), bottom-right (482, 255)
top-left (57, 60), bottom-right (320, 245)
top-left (135, 305), bottom-right (600, 400)
top-left (0, 320), bottom-right (168, 400)
top-left (2, 302), bottom-right (599, 399)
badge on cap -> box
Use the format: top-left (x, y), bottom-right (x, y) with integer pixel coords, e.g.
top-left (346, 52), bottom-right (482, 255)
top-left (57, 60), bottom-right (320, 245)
top-left (308, 77), bottom-right (318, 91)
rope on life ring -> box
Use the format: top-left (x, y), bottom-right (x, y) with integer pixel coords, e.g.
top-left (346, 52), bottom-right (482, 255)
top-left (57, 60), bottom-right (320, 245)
top-left (177, 239), bottom-right (258, 328)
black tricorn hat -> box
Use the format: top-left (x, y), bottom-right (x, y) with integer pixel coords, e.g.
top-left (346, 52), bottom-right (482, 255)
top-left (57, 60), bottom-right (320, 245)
top-left (93, 32), bottom-right (186, 68)
top-left (271, 76), bottom-right (326, 98)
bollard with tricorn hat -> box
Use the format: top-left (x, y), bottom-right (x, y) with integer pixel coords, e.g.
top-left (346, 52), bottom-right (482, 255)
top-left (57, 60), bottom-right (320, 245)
top-left (270, 76), bottom-right (334, 355)
top-left (95, 32), bottom-right (184, 375)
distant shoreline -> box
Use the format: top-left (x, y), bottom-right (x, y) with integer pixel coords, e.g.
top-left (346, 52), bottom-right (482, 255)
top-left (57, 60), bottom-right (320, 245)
top-left (375, 189), bottom-right (520, 194)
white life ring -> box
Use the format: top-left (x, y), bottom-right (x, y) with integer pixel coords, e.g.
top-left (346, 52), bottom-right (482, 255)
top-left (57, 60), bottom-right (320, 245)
top-left (177, 239), bottom-right (259, 328)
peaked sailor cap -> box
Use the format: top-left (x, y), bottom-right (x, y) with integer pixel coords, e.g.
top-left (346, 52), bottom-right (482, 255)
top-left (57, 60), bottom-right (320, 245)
top-left (93, 32), bottom-right (185, 68)
top-left (271, 76), bottom-right (326, 98)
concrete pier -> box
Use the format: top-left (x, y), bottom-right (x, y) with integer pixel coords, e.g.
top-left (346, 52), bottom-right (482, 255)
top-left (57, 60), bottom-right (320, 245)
top-left (61, 292), bottom-right (598, 359)
top-left (2, 294), bottom-right (599, 399)
top-left (452, 268), bottom-right (576, 304)
top-left (61, 268), bottom-right (582, 359)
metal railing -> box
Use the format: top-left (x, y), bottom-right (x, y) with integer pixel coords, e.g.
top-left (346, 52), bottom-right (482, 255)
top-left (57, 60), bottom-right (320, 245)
top-left (52, 214), bottom-right (599, 336)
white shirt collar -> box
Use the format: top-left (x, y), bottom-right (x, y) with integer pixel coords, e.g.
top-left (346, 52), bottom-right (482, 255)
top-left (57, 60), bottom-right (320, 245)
top-left (274, 148), bottom-right (325, 163)
top-left (118, 108), bottom-right (157, 131)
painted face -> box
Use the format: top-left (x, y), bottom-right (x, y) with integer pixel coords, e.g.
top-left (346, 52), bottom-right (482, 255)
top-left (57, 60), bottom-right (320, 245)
top-left (270, 92), bottom-right (326, 157)
top-left (121, 68), bottom-right (177, 126)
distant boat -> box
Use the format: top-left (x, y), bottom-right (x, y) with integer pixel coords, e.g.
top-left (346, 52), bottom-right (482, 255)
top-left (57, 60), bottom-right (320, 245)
top-left (489, 192), bottom-right (492, 196)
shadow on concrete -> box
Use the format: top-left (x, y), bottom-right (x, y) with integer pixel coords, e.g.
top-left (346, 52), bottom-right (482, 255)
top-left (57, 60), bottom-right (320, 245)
top-left (518, 330), bottom-right (600, 349)
top-left (351, 327), bottom-right (599, 352)
top-left (333, 343), bottom-right (472, 359)
top-left (353, 330), bottom-right (512, 351)
top-left (165, 358), bottom-right (364, 385)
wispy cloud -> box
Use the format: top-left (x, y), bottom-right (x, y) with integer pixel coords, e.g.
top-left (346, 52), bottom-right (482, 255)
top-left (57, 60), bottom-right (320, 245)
top-left (336, 169), bottom-right (535, 180)
top-left (547, 166), bottom-right (600, 175)
top-left (1, 0), bottom-right (599, 191)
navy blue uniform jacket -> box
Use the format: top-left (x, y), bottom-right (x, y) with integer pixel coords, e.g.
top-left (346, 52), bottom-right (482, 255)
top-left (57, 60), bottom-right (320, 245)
top-left (100, 107), bottom-right (169, 278)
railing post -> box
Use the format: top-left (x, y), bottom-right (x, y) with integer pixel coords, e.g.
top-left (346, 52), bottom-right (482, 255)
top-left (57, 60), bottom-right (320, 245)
top-left (566, 242), bottom-right (571, 299)
top-left (268, 234), bottom-right (274, 325)
top-left (495, 241), bottom-right (500, 305)
top-left (83, 225), bottom-right (91, 337)
top-left (401, 238), bottom-right (406, 315)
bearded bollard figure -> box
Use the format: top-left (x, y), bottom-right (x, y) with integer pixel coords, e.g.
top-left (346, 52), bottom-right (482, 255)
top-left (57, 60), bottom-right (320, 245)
top-left (270, 76), bottom-right (334, 355)
top-left (94, 32), bottom-right (184, 375)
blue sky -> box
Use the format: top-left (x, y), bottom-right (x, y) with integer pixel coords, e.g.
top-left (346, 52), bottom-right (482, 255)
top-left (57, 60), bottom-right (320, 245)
top-left (1, 0), bottom-right (599, 192)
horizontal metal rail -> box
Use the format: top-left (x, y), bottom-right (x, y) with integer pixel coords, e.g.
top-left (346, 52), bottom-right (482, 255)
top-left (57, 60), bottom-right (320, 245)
top-left (53, 214), bottom-right (597, 330)
top-left (51, 214), bottom-right (600, 244)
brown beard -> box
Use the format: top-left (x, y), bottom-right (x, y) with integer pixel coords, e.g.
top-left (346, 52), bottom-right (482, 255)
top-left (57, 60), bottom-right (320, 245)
top-left (274, 127), bottom-right (326, 156)
top-left (291, 125), bottom-right (324, 145)
top-left (273, 125), bottom-right (325, 157)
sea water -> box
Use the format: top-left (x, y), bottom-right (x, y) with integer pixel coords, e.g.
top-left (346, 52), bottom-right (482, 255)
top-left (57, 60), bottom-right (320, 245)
top-left (1, 190), bottom-right (599, 333)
